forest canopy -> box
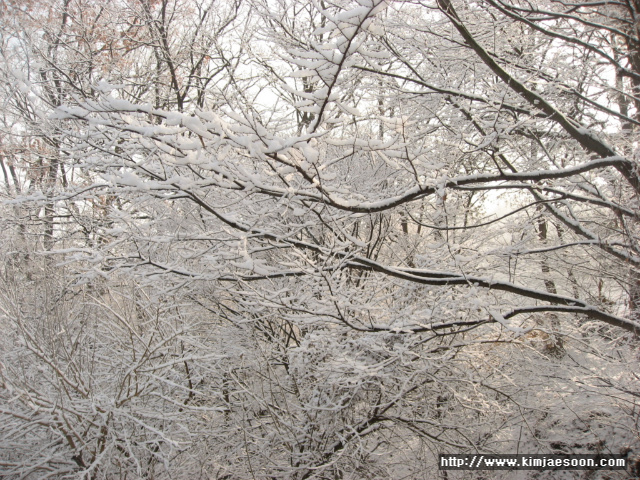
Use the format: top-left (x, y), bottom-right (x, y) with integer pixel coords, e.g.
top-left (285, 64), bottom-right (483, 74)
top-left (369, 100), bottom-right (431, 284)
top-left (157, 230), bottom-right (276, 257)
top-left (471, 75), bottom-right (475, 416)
top-left (1, 0), bottom-right (639, 478)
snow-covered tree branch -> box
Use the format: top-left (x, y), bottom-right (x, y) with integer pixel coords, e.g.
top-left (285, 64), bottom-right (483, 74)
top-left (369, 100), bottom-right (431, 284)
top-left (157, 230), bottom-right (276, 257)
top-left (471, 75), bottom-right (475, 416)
top-left (1, 0), bottom-right (639, 478)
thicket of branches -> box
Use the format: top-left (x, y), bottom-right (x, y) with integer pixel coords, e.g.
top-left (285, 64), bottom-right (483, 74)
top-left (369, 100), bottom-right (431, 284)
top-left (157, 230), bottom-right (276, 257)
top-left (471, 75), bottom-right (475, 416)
top-left (1, 0), bottom-right (639, 478)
